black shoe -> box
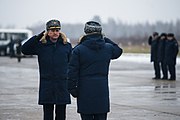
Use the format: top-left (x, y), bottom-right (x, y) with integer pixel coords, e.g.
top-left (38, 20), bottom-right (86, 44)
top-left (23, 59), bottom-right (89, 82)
top-left (161, 77), bottom-right (168, 80)
top-left (169, 78), bottom-right (176, 81)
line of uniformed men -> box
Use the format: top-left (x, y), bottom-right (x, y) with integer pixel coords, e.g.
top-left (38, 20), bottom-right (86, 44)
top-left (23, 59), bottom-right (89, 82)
top-left (148, 32), bottom-right (179, 80)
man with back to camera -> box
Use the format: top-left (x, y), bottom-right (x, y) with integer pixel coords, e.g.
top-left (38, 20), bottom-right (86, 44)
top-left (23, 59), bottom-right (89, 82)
top-left (68, 21), bottom-right (123, 120)
top-left (21, 19), bottom-right (72, 120)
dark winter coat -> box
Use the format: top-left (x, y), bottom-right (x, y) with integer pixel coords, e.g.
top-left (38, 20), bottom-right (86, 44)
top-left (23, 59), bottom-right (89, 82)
top-left (157, 39), bottom-right (166, 62)
top-left (21, 35), bottom-right (72, 105)
top-left (68, 33), bottom-right (123, 114)
top-left (164, 39), bottom-right (179, 65)
top-left (148, 37), bottom-right (159, 62)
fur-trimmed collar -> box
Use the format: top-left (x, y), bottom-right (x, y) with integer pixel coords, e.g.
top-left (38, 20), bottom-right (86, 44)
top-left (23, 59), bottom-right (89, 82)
top-left (40, 32), bottom-right (68, 44)
top-left (78, 32), bottom-right (104, 44)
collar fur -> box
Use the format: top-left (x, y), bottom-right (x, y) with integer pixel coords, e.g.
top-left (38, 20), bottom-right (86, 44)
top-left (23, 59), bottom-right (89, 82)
top-left (40, 31), bottom-right (68, 44)
top-left (78, 32), bottom-right (104, 44)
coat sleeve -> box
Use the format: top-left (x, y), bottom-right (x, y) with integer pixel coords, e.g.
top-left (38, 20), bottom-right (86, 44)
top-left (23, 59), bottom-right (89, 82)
top-left (67, 43), bottom-right (72, 62)
top-left (21, 36), bottom-right (39, 55)
top-left (174, 40), bottom-right (179, 57)
top-left (68, 47), bottom-right (80, 98)
top-left (104, 37), bottom-right (123, 59)
top-left (148, 36), bottom-right (152, 45)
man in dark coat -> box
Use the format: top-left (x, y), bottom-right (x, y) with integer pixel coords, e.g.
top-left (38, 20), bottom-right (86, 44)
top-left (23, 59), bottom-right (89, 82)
top-left (16, 39), bottom-right (22, 62)
top-left (68, 21), bottom-right (123, 120)
top-left (148, 32), bottom-right (160, 79)
top-left (21, 19), bottom-right (72, 120)
top-left (157, 33), bottom-right (168, 79)
top-left (164, 33), bottom-right (179, 80)
top-left (9, 37), bottom-right (15, 57)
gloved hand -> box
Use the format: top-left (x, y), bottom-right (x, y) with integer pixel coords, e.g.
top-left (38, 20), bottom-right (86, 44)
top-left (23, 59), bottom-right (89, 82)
top-left (148, 36), bottom-right (152, 45)
top-left (69, 88), bottom-right (78, 98)
top-left (35, 30), bottom-right (45, 41)
top-left (148, 36), bottom-right (152, 41)
top-left (104, 37), bottom-right (116, 45)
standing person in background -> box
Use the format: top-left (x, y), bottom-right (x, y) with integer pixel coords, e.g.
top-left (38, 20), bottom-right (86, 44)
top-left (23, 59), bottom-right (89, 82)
top-left (21, 19), bottom-right (72, 120)
top-left (9, 37), bottom-right (15, 58)
top-left (157, 33), bottom-right (168, 80)
top-left (16, 39), bottom-right (22, 62)
top-left (164, 33), bottom-right (179, 80)
top-left (68, 21), bottom-right (123, 120)
top-left (148, 32), bottom-right (160, 79)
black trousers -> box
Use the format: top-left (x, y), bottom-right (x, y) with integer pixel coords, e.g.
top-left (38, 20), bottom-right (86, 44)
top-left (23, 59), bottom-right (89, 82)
top-left (167, 64), bottom-right (176, 80)
top-left (43, 104), bottom-right (66, 120)
top-left (80, 113), bottom-right (107, 120)
top-left (160, 61), bottom-right (168, 79)
top-left (153, 61), bottom-right (160, 78)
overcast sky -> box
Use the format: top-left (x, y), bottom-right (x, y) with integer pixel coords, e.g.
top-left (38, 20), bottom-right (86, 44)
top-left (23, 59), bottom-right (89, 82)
top-left (0, 0), bottom-right (180, 28)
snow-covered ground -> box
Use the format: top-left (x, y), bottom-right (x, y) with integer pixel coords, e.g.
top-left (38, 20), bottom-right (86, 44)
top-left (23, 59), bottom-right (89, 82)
top-left (117, 53), bottom-right (180, 64)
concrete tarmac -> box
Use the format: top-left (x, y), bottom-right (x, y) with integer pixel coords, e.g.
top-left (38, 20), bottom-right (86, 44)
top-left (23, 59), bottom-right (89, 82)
top-left (0, 54), bottom-right (180, 120)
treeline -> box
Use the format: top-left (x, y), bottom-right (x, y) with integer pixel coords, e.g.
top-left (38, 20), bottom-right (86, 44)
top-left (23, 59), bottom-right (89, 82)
top-left (28, 16), bottom-right (180, 46)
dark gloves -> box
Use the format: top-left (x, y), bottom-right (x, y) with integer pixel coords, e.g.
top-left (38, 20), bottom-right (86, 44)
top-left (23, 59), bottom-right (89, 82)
top-left (69, 88), bottom-right (78, 98)
top-left (35, 30), bottom-right (45, 41)
top-left (148, 36), bottom-right (152, 45)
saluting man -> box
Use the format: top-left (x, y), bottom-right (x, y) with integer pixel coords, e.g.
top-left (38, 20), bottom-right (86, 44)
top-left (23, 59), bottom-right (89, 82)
top-left (21, 19), bottom-right (72, 120)
top-left (148, 32), bottom-right (161, 79)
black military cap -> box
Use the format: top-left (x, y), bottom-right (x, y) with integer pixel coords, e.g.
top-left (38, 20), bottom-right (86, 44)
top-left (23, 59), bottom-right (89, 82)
top-left (153, 32), bottom-right (159, 36)
top-left (167, 33), bottom-right (174, 37)
top-left (46, 19), bottom-right (61, 30)
top-left (160, 33), bottom-right (167, 37)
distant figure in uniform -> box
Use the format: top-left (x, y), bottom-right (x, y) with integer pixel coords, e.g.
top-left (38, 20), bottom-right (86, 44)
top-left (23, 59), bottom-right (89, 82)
top-left (16, 39), bottom-right (22, 62)
top-left (9, 37), bottom-right (15, 58)
top-left (148, 32), bottom-right (160, 79)
top-left (157, 33), bottom-right (167, 79)
top-left (68, 21), bottom-right (123, 120)
top-left (21, 19), bottom-right (72, 120)
top-left (164, 33), bottom-right (179, 80)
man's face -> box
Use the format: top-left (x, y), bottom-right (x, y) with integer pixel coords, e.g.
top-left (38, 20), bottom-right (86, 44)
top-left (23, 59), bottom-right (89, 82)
top-left (153, 35), bottom-right (158, 39)
top-left (47, 29), bottom-right (60, 41)
top-left (160, 36), bottom-right (165, 40)
top-left (167, 36), bottom-right (173, 40)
